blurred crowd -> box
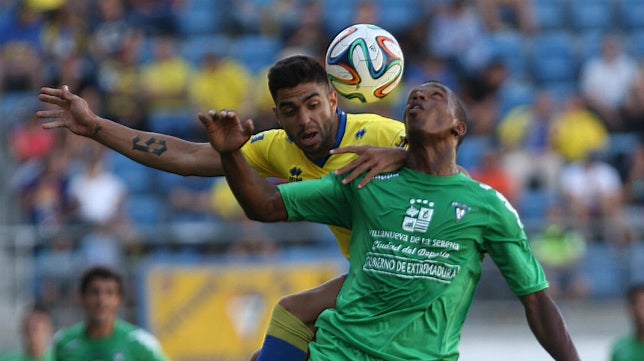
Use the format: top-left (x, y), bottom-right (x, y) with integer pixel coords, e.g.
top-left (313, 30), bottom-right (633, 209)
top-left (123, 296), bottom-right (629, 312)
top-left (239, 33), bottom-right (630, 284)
top-left (1, 0), bottom-right (644, 308)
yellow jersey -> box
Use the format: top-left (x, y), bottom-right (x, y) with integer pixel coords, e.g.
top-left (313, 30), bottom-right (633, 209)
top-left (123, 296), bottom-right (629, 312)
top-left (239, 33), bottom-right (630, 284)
top-left (240, 109), bottom-right (406, 259)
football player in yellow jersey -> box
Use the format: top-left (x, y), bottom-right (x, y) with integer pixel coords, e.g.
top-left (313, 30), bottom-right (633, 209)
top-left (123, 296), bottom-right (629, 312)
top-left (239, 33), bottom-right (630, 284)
top-left (38, 55), bottom-right (408, 361)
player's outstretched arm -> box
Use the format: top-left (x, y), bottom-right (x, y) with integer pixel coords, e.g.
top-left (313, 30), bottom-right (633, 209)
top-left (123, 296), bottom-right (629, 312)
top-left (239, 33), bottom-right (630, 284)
top-left (37, 85), bottom-right (224, 177)
top-left (330, 146), bottom-right (407, 188)
top-left (199, 110), bottom-right (288, 222)
top-left (520, 290), bottom-right (580, 361)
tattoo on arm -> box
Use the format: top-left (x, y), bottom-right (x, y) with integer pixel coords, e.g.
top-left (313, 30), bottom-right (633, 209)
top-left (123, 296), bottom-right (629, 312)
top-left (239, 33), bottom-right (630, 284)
top-left (132, 136), bottom-right (168, 156)
top-left (92, 125), bottom-right (103, 138)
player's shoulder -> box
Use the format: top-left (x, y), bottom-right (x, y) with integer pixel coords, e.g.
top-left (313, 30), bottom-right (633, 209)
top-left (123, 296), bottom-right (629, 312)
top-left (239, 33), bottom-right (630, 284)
top-left (248, 128), bottom-right (286, 144)
top-left (53, 323), bottom-right (84, 345)
top-left (116, 320), bottom-right (163, 349)
top-left (346, 112), bottom-right (402, 126)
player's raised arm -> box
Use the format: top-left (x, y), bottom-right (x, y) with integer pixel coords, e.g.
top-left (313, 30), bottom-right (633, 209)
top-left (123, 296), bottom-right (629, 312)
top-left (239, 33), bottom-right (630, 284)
top-left (37, 85), bottom-right (224, 177)
top-left (199, 110), bottom-right (288, 222)
top-left (331, 146), bottom-right (407, 188)
top-left (520, 290), bottom-right (580, 361)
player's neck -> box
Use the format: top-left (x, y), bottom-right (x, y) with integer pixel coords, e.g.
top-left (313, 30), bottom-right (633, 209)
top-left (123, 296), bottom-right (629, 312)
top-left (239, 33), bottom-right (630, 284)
top-left (406, 144), bottom-right (458, 176)
top-left (85, 319), bottom-right (116, 339)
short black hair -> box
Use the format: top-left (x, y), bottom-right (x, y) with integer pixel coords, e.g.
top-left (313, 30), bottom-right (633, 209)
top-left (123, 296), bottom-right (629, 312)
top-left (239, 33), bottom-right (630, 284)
top-left (79, 266), bottom-right (124, 296)
top-left (267, 55), bottom-right (331, 101)
top-left (626, 282), bottom-right (644, 303)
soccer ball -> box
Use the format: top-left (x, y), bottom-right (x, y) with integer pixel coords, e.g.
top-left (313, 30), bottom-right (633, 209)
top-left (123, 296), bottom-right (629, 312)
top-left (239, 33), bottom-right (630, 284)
top-left (325, 23), bottom-right (404, 104)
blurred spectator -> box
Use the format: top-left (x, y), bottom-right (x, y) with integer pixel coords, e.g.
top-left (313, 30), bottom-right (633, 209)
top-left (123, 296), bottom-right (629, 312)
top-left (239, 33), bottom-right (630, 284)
top-left (10, 115), bottom-right (57, 164)
top-left (0, 2), bottom-right (43, 50)
top-left (610, 282), bottom-right (644, 361)
top-left (475, 0), bottom-right (536, 34)
top-left (403, 53), bottom-right (460, 97)
top-left (470, 148), bottom-right (520, 205)
top-left (67, 145), bottom-right (127, 227)
top-left (353, 0), bottom-right (380, 25)
top-left (168, 176), bottom-right (216, 221)
top-left (88, 0), bottom-right (139, 61)
top-left (550, 94), bottom-right (609, 163)
top-left (579, 34), bottom-right (638, 132)
top-left (497, 90), bottom-right (563, 192)
top-left (188, 52), bottom-right (252, 116)
top-left (0, 303), bottom-right (53, 361)
top-left (34, 232), bottom-right (78, 306)
top-left (128, 0), bottom-right (177, 36)
top-left (427, 0), bottom-right (489, 79)
top-left (624, 64), bottom-right (644, 136)
top-left (16, 155), bottom-right (71, 227)
top-left (558, 152), bottom-right (635, 245)
top-left (77, 224), bottom-right (124, 270)
top-left (139, 34), bottom-right (193, 113)
top-left (460, 59), bottom-right (507, 136)
top-left (530, 204), bottom-right (589, 300)
top-left (97, 33), bottom-right (147, 130)
top-left (40, 3), bottom-right (87, 61)
top-left (624, 142), bottom-right (644, 206)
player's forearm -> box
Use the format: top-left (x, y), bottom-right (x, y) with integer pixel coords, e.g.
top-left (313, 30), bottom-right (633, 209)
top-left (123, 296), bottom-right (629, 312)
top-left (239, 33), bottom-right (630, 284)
top-left (90, 116), bottom-right (224, 177)
top-left (220, 151), bottom-right (287, 222)
top-left (521, 291), bottom-right (580, 361)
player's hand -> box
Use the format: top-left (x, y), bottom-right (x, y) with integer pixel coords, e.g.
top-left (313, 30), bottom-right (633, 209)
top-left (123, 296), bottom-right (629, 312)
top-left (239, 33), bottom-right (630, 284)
top-left (37, 85), bottom-right (98, 137)
top-left (330, 146), bottom-right (407, 189)
top-left (198, 109), bottom-right (254, 154)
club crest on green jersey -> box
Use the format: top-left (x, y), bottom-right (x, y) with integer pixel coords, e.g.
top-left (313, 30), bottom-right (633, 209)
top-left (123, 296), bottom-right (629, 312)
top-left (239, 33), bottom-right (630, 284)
top-left (403, 199), bottom-right (433, 233)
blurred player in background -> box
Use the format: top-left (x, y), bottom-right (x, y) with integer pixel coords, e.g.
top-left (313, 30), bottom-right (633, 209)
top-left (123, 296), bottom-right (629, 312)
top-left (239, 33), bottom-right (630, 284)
top-left (611, 282), bottom-right (644, 361)
top-left (38, 55), bottom-right (409, 361)
top-left (0, 304), bottom-right (53, 361)
top-left (52, 266), bottom-right (170, 361)
top-left (202, 81), bottom-right (580, 360)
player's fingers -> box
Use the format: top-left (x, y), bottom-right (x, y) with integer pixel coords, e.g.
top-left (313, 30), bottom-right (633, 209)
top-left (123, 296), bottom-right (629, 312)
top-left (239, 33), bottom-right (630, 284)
top-left (197, 112), bottom-right (211, 127)
top-left (341, 162), bottom-right (371, 184)
top-left (38, 93), bottom-right (67, 107)
top-left (334, 156), bottom-right (365, 176)
top-left (41, 120), bottom-right (67, 129)
top-left (357, 169), bottom-right (379, 189)
top-left (35, 109), bottom-right (63, 119)
top-left (61, 85), bottom-right (73, 100)
top-left (330, 145), bottom-right (363, 155)
top-left (242, 118), bottom-right (255, 135)
top-left (39, 87), bottom-right (61, 97)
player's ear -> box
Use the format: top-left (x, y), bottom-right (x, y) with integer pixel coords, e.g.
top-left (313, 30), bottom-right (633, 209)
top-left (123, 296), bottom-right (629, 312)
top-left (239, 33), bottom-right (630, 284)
top-left (328, 88), bottom-right (338, 109)
top-left (452, 121), bottom-right (466, 137)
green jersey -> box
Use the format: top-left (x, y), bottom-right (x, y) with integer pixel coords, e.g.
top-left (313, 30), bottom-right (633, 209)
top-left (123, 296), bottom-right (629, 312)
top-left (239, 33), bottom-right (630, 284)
top-left (278, 168), bottom-right (548, 361)
top-left (53, 319), bottom-right (169, 361)
top-left (611, 335), bottom-right (644, 361)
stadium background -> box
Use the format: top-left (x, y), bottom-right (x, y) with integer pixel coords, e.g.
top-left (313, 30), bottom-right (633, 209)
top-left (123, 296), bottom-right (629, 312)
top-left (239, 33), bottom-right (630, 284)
top-left (0, 0), bottom-right (643, 360)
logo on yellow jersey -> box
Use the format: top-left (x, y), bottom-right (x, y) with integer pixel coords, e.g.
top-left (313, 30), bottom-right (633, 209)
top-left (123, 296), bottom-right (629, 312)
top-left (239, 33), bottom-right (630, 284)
top-left (355, 128), bottom-right (366, 139)
top-left (395, 135), bottom-right (408, 148)
top-left (288, 167), bottom-right (303, 182)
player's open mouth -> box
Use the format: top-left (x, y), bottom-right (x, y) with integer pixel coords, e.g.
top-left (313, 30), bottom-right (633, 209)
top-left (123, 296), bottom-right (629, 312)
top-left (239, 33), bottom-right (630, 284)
top-left (300, 131), bottom-right (319, 146)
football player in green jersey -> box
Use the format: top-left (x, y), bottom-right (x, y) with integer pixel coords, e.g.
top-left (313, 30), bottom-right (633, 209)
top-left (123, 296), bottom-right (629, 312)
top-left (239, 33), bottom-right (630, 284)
top-left (611, 282), bottom-right (644, 361)
top-left (37, 55), bottom-right (409, 360)
top-left (53, 266), bottom-right (170, 361)
top-left (202, 80), bottom-right (581, 361)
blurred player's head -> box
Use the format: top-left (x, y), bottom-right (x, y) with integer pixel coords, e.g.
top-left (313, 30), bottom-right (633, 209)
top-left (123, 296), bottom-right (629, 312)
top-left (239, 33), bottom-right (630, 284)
top-left (626, 282), bottom-right (644, 331)
top-left (268, 55), bottom-right (340, 160)
top-left (79, 266), bottom-right (124, 327)
top-left (403, 81), bottom-right (468, 148)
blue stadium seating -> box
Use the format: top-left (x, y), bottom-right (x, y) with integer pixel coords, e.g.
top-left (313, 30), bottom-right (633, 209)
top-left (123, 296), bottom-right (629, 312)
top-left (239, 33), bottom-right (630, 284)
top-left (175, 0), bottom-right (226, 35)
top-left (126, 193), bottom-right (166, 225)
top-left (627, 29), bottom-right (644, 59)
top-left (375, 0), bottom-right (422, 35)
top-left (230, 35), bottom-right (281, 74)
top-left (106, 152), bottom-right (153, 195)
top-left (532, 0), bottom-right (566, 31)
top-left (180, 34), bottom-right (231, 66)
top-left (487, 31), bottom-right (528, 80)
top-left (530, 31), bottom-right (578, 85)
top-left (617, 0), bottom-right (644, 31)
top-left (568, 0), bottom-right (614, 33)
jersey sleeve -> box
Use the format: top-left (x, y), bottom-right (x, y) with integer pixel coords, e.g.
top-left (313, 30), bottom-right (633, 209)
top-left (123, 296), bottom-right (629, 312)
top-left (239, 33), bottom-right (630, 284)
top-left (129, 329), bottom-right (171, 361)
top-left (377, 118), bottom-right (407, 148)
top-left (240, 130), bottom-right (280, 179)
top-left (480, 186), bottom-right (549, 296)
top-left (278, 173), bottom-right (352, 228)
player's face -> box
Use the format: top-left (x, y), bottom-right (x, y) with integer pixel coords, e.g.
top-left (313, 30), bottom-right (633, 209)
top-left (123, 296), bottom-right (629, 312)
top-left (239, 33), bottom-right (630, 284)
top-left (403, 82), bottom-right (458, 142)
top-left (272, 82), bottom-right (339, 160)
top-left (82, 278), bottom-right (122, 327)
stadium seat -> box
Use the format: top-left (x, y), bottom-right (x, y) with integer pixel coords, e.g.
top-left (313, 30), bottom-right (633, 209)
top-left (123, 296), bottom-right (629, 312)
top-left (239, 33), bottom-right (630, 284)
top-left (106, 152), bottom-right (153, 195)
top-left (175, 0), bottom-right (225, 35)
top-left (529, 31), bottom-right (578, 85)
top-left (486, 31), bottom-right (528, 80)
top-left (147, 110), bottom-right (198, 139)
top-left (498, 80), bottom-right (535, 119)
top-left (456, 136), bottom-right (492, 171)
top-left (617, 0), bottom-right (644, 31)
top-left (323, 0), bottom-right (356, 37)
top-left (568, 0), bottom-right (614, 33)
top-left (126, 193), bottom-right (166, 225)
top-left (375, 0), bottom-right (422, 35)
top-left (532, 0), bottom-right (566, 31)
top-left (230, 35), bottom-right (281, 74)
top-left (626, 29), bottom-right (644, 60)
top-left (180, 34), bottom-right (231, 66)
